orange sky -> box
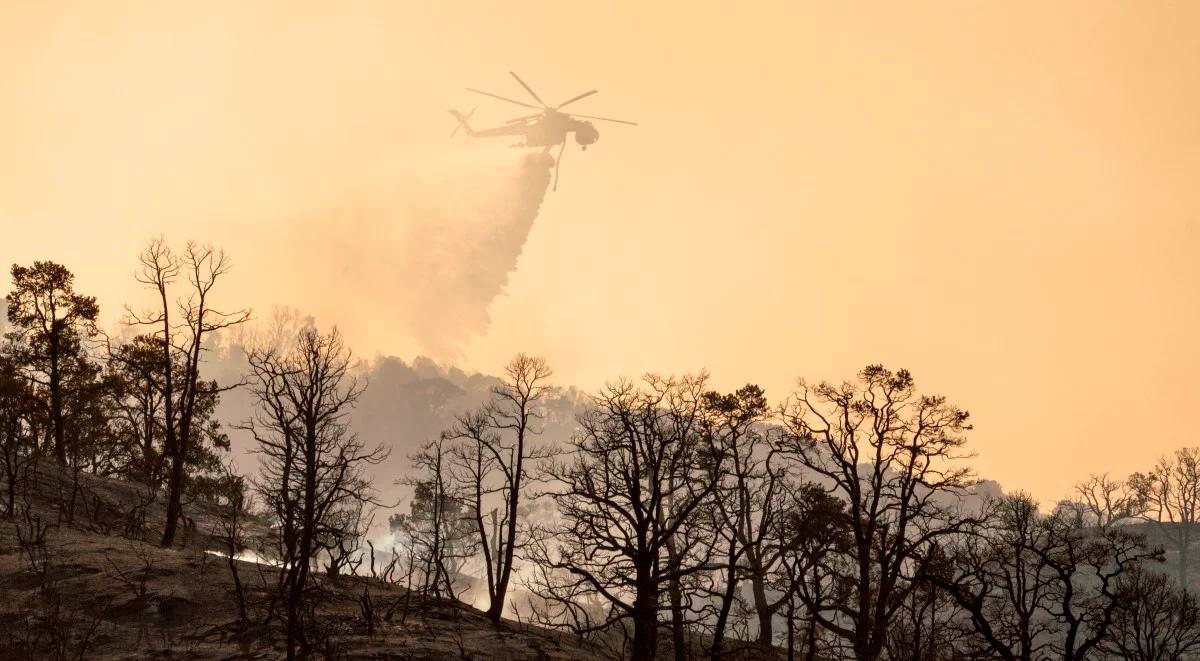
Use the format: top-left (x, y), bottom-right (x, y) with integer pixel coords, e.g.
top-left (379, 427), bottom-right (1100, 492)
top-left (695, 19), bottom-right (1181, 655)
top-left (1, 1), bottom-right (1197, 502)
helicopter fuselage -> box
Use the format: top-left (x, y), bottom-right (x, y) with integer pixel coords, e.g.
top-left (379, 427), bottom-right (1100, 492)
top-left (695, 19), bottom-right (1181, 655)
top-left (453, 109), bottom-right (598, 149)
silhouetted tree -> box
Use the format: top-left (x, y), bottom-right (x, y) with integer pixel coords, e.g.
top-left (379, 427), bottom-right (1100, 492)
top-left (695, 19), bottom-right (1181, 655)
top-left (1057, 473), bottom-right (1144, 531)
top-left (1037, 512), bottom-right (1160, 660)
top-left (0, 349), bottom-right (38, 516)
top-left (701, 383), bottom-right (777, 659)
top-left (244, 325), bottom-right (387, 659)
top-left (778, 365), bottom-right (976, 661)
top-left (773, 482), bottom-right (853, 661)
top-left (1100, 563), bottom-right (1200, 660)
top-left (445, 353), bottom-right (555, 622)
top-left (529, 374), bottom-right (723, 661)
top-left (107, 336), bottom-right (170, 483)
top-left (397, 436), bottom-right (475, 598)
top-left (125, 238), bottom-right (249, 547)
top-left (930, 493), bottom-right (1059, 661)
top-left (1129, 448), bottom-right (1200, 587)
top-left (933, 492), bottom-right (1160, 660)
top-left (106, 334), bottom-right (230, 494)
top-left (4, 261), bottom-right (99, 465)
top-left (214, 459), bottom-right (251, 625)
top-left (885, 542), bottom-right (962, 661)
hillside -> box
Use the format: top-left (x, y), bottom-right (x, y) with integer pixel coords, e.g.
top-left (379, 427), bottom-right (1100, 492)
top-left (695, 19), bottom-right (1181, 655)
top-left (0, 463), bottom-right (607, 660)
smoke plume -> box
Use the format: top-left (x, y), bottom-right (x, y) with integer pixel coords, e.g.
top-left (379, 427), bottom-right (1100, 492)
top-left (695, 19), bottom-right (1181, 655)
top-left (276, 151), bottom-right (554, 358)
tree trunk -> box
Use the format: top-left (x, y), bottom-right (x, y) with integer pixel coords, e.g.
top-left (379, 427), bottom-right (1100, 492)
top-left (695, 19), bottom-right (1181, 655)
top-left (49, 336), bottom-right (65, 465)
top-left (632, 570), bottom-right (659, 661)
top-left (751, 575), bottom-right (773, 648)
top-left (804, 613), bottom-right (818, 661)
top-left (489, 491), bottom-right (519, 622)
top-left (804, 572), bottom-right (820, 661)
top-left (669, 573), bottom-right (688, 661)
top-left (288, 429), bottom-right (318, 658)
top-left (1181, 527), bottom-right (1191, 588)
top-left (710, 533), bottom-right (739, 661)
top-left (785, 591), bottom-right (796, 661)
top-left (5, 472), bottom-right (15, 517)
top-left (160, 451), bottom-right (185, 546)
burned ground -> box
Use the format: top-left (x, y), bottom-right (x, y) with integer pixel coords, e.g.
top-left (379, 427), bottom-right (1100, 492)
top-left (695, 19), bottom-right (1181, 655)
top-left (0, 463), bottom-right (607, 660)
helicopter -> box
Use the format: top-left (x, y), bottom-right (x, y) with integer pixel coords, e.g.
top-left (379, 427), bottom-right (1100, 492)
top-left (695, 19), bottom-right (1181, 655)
top-left (449, 71), bottom-right (637, 190)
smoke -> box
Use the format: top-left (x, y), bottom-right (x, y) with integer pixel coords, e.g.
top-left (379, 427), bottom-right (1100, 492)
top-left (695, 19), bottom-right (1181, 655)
top-left (0, 3), bottom-right (568, 363)
top-left (274, 150), bottom-right (554, 358)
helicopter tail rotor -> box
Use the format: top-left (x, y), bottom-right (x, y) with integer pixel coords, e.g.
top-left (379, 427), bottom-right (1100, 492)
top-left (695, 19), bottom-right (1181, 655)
top-left (448, 108), bottom-right (476, 138)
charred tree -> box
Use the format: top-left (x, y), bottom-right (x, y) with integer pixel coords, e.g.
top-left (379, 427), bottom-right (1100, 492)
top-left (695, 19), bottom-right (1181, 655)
top-left (244, 325), bottom-right (387, 659)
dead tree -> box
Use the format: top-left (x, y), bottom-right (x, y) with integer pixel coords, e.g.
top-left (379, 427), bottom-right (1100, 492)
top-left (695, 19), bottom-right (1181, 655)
top-left (529, 374), bottom-right (723, 661)
top-left (932, 492), bottom-right (1161, 660)
top-left (1129, 447), bottom-right (1200, 587)
top-left (446, 353), bottom-right (555, 623)
top-left (778, 365), bottom-right (977, 661)
top-left (244, 325), bottom-right (387, 659)
top-left (929, 493), bottom-right (1060, 661)
top-left (1037, 510), bottom-right (1161, 661)
top-left (1057, 472), bottom-right (1144, 530)
top-left (398, 436), bottom-right (476, 599)
top-left (1100, 563), bottom-right (1200, 660)
top-left (215, 460), bottom-right (250, 625)
top-left (126, 238), bottom-right (249, 547)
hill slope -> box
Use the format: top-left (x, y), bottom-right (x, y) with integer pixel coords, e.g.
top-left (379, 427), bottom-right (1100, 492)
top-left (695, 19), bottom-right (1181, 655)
top-left (0, 463), bottom-right (606, 660)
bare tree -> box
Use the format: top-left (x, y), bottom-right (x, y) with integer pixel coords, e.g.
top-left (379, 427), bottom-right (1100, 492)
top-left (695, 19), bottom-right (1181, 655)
top-left (1129, 447), bottom-right (1200, 587)
top-left (778, 365), bottom-right (977, 661)
top-left (1040, 511), bottom-right (1159, 660)
top-left (220, 462), bottom-right (252, 626)
top-left (322, 500), bottom-right (371, 577)
top-left (397, 436), bottom-right (475, 599)
top-left (1100, 563), bottom-right (1200, 661)
top-left (932, 492), bottom-right (1161, 661)
top-left (244, 325), bottom-right (387, 659)
top-left (1057, 473), bottom-right (1144, 530)
top-left (126, 238), bottom-right (249, 547)
top-left (446, 353), bottom-right (554, 622)
top-left (528, 374), bottom-right (722, 661)
top-left (930, 494), bottom-right (1060, 661)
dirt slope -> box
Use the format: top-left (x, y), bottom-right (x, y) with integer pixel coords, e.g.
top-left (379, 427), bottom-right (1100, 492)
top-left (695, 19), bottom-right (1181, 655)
top-left (0, 464), bottom-right (607, 660)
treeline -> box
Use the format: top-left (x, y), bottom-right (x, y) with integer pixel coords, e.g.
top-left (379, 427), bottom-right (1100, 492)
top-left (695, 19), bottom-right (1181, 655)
top-left (1, 242), bottom-right (247, 543)
top-left (2, 241), bottom-right (1199, 661)
top-left (402, 362), bottom-right (1200, 661)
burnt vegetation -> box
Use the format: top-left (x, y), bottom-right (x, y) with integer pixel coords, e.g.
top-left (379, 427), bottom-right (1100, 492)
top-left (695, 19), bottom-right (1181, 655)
top-left (0, 242), bottom-right (1198, 660)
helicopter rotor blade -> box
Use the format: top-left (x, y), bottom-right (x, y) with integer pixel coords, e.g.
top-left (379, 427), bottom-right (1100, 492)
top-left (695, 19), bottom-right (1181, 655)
top-left (566, 113), bottom-right (638, 126)
top-left (506, 113), bottom-right (542, 124)
top-left (466, 88), bottom-right (541, 110)
top-left (509, 71), bottom-right (547, 106)
top-left (556, 90), bottom-right (598, 109)
top-left (553, 141), bottom-right (566, 192)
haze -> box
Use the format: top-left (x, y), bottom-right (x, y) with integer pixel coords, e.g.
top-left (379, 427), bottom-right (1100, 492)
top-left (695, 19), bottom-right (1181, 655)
top-left (1, 1), bottom-right (1197, 503)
